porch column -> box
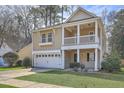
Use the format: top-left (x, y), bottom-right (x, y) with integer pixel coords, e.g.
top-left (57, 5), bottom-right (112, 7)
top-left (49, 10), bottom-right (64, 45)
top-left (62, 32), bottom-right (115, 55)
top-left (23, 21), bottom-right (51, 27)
top-left (77, 24), bottom-right (80, 44)
top-left (62, 26), bottom-right (64, 45)
top-left (95, 48), bottom-right (98, 71)
top-left (95, 20), bottom-right (98, 43)
top-left (100, 26), bottom-right (103, 69)
top-left (62, 50), bottom-right (65, 69)
top-left (77, 49), bottom-right (80, 63)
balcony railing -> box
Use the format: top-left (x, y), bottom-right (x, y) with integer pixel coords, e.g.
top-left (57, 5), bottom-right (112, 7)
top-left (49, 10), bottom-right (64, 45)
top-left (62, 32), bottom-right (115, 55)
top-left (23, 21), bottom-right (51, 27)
top-left (64, 36), bottom-right (77, 46)
top-left (64, 35), bottom-right (96, 46)
top-left (80, 35), bottom-right (95, 44)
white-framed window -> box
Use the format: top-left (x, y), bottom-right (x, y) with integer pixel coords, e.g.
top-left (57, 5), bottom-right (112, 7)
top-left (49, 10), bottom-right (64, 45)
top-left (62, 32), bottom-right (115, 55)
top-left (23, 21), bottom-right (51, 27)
top-left (89, 31), bottom-right (95, 41)
top-left (87, 52), bottom-right (95, 62)
top-left (89, 31), bottom-right (94, 35)
top-left (42, 34), bottom-right (46, 43)
top-left (48, 32), bottom-right (53, 42)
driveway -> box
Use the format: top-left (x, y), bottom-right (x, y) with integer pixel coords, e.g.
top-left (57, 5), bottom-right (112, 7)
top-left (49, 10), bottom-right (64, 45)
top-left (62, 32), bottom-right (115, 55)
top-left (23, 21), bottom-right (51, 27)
top-left (0, 68), bottom-right (67, 88)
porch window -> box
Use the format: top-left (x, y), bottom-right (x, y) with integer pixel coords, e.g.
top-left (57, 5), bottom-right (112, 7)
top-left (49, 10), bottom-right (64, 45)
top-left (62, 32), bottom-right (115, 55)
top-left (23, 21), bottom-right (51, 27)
top-left (87, 52), bottom-right (95, 62)
top-left (42, 34), bottom-right (46, 43)
top-left (48, 33), bottom-right (53, 42)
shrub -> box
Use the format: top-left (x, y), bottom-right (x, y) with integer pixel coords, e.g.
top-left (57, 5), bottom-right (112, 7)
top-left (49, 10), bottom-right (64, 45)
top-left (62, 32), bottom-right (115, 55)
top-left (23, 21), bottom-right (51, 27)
top-left (70, 63), bottom-right (80, 68)
top-left (22, 57), bottom-right (31, 68)
top-left (16, 60), bottom-right (22, 67)
top-left (3, 52), bottom-right (19, 67)
top-left (101, 50), bottom-right (121, 72)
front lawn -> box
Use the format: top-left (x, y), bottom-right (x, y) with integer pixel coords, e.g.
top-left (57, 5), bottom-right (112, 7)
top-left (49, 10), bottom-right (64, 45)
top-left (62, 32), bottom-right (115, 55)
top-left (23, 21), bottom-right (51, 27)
top-left (0, 84), bottom-right (17, 88)
top-left (16, 69), bottom-right (124, 88)
top-left (0, 67), bottom-right (23, 71)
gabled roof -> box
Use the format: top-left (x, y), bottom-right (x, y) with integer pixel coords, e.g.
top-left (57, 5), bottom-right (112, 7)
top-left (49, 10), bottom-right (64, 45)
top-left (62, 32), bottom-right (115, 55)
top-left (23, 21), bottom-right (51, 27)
top-left (65, 7), bottom-right (97, 23)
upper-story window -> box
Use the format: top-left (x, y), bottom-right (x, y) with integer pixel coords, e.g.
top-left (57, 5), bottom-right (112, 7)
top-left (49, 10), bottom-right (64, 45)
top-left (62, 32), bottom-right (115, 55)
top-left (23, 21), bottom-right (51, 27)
top-left (48, 33), bottom-right (53, 42)
top-left (42, 34), bottom-right (46, 43)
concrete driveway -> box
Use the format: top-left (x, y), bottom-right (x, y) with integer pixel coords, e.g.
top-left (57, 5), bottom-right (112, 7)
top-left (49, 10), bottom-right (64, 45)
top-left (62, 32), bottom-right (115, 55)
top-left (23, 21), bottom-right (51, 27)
top-left (0, 68), bottom-right (67, 88)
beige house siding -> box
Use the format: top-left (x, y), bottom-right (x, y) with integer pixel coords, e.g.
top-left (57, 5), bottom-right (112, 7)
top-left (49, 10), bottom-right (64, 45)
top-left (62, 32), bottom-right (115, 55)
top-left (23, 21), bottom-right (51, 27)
top-left (18, 43), bottom-right (32, 60)
top-left (33, 28), bottom-right (62, 51)
top-left (68, 10), bottom-right (91, 22)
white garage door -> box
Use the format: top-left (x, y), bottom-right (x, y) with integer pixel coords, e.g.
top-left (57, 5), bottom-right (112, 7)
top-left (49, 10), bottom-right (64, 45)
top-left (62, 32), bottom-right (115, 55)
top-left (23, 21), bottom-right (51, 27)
top-left (34, 52), bottom-right (62, 68)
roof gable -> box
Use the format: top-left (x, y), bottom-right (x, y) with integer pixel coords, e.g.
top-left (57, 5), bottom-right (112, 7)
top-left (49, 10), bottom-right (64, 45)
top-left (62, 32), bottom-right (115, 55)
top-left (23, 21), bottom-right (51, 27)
top-left (66, 7), bottom-right (97, 23)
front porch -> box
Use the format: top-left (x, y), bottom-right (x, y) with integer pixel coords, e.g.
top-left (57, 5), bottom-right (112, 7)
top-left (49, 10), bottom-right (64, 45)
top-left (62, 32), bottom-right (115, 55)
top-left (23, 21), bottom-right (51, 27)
top-left (62, 48), bottom-right (101, 71)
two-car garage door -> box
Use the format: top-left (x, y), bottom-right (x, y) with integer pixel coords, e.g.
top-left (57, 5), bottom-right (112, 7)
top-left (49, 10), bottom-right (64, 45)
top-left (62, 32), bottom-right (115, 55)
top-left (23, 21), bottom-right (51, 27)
top-left (34, 52), bottom-right (62, 68)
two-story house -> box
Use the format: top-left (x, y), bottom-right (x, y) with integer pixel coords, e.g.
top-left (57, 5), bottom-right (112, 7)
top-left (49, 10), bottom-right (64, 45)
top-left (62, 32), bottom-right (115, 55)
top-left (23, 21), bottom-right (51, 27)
top-left (32, 7), bottom-right (106, 71)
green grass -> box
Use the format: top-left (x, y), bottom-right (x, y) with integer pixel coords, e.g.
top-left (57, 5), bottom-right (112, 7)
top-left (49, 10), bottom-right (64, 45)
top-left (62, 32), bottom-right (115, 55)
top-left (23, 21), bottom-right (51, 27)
top-left (16, 69), bottom-right (124, 88)
top-left (0, 67), bottom-right (23, 71)
top-left (0, 84), bottom-right (17, 88)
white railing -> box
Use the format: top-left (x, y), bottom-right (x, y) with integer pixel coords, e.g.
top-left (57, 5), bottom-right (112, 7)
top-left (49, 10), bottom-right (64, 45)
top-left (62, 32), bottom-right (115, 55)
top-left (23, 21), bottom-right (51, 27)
top-left (79, 35), bottom-right (95, 44)
top-left (64, 36), bottom-right (77, 46)
top-left (64, 35), bottom-right (96, 46)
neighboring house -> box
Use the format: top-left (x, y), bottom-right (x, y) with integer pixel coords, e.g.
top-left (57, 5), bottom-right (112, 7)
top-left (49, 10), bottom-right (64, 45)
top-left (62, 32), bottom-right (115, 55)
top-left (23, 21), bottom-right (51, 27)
top-left (0, 42), bottom-right (13, 65)
top-left (18, 43), bottom-right (32, 60)
top-left (32, 7), bottom-right (106, 71)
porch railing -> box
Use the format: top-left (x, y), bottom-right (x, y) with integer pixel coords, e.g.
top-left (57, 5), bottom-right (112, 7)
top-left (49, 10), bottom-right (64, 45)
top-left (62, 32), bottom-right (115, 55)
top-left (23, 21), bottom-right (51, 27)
top-left (64, 35), bottom-right (96, 46)
top-left (79, 35), bottom-right (95, 44)
top-left (64, 36), bottom-right (77, 46)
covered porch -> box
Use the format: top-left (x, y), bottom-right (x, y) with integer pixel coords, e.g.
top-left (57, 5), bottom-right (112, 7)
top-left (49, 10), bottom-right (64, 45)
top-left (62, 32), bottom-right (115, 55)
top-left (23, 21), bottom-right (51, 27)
top-left (62, 48), bottom-right (101, 71)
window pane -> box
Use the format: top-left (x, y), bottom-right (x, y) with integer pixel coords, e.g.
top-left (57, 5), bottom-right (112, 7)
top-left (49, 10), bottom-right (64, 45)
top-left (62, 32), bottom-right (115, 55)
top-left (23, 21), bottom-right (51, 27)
top-left (48, 33), bottom-right (52, 42)
top-left (42, 34), bottom-right (46, 43)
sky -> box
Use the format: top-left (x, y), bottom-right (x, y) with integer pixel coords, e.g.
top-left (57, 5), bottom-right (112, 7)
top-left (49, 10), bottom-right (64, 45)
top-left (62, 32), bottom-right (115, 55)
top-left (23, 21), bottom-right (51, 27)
top-left (82, 5), bottom-right (124, 16)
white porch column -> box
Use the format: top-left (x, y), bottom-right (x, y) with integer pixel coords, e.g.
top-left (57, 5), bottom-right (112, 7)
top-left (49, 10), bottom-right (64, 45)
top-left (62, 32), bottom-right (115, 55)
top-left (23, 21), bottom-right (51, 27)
top-left (77, 49), bottom-right (80, 63)
top-left (62, 26), bottom-right (64, 45)
top-left (77, 24), bottom-right (80, 44)
top-left (95, 48), bottom-right (98, 71)
top-left (100, 26), bottom-right (103, 69)
top-left (62, 50), bottom-right (65, 69)
top-left (95, 20), bottom-right (98, 43)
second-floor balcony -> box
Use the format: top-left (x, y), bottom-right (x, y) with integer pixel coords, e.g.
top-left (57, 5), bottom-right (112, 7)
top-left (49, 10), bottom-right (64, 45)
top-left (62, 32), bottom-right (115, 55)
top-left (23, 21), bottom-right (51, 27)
top-left (64, 35), bottom-right (96, 46)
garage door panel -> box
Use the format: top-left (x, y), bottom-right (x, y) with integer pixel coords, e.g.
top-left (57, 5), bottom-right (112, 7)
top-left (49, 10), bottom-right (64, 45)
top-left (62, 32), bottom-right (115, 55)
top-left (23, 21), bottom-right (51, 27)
top-left (34, 52), bottom-right (62, 68)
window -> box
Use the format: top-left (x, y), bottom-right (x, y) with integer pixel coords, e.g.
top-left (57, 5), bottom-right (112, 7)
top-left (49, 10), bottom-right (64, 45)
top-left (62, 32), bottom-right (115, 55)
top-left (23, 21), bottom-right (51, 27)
top-left (36, 55), bottom-right (38, 58)
top-left (42, 34), bottom-right (46, 43)
top-left (87, 53), bottom-right (89, 62)
top-left (48, 54), bottom-right (51, 57)
top-left (87, 52), bottom-right (95, 62)
top-left (45, 55), bottom-right (47, 57)
top-left (74, 53), bottom-right (77, 62)
top-left (42, 55), bottom-right (44, 57)
top-left (89, 31), bottom-right (94, 35)
top-left (89, 31), bottom-right (94, 41)
top-left (55, 54), bottom-right (58, 57)
top-left (39, 55), bottom-right (41, 57)
top-left (48, 33), bottom-right (53, 42)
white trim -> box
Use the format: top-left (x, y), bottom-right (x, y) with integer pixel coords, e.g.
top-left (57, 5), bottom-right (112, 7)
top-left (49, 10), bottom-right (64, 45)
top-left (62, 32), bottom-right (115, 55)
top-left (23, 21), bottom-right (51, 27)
top-left (33, 25), bottom-right (61, 33)
top-left (77, 24), bottom-right (80, 44)
top-left (77, 49), bottom-right (80, 63)
top-left (32, 50), bottom-right (61, 54)
top-left (61, 44), bottom-right (99, 50)
top-left (94, 48), bottom-right (98, 71)
top-left (63, 18), bottom-right (98, 28)
top-left (62, 26), bottom-right (64, 45)
top-left (62, 50), bottom-right (65, 69)
top-left (65, 7), bottom-right (97, 23)
top-left (95, 20), bottom-right (99, 43)
top-left (39, 42), bottom-right (53, 46)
